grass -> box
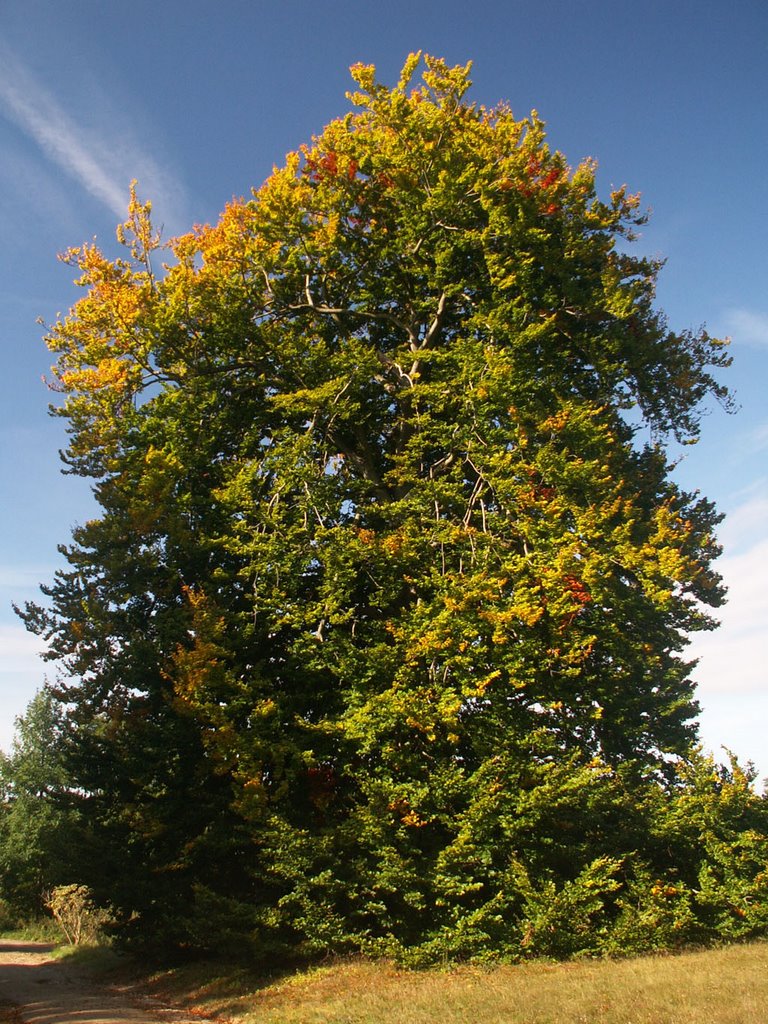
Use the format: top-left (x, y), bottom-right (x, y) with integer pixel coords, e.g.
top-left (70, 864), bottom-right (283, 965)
top-left (0, 915), bottom-right (61, 945)
top-left (1, 919), bottom-right (766, 1022)
top-left (135, 941), bottom-right (768, 1024)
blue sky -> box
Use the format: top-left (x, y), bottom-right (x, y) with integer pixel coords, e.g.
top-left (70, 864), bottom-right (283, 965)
top-left (1, 0), bottom-right (766, 779)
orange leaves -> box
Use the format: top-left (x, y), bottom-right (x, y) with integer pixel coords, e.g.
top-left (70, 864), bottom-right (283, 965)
top-left (58, 357), bottom-right (132, 394)
top-left (381, 532), bottom-right (405, 556)
top-left (540, 409), bottom-right (571, 434)
top-left (388, 796), bottom-right (428, 828)
top-left (563, 575), bottom-right (592, 608)
top-left (539, 167), bottom-right (562, 191)
top-left (503, 152), bottom-right (565, 216)
top-left (306, 149), bottom-right (338, 181)
top-left (50, 212), bottom-right (155, 378)
top-left (44, 186), bottom-right (172, 472)
top-left (302, 145), bottom-right (361, 186)
top-left (558, 575), bottom-right (593, 633)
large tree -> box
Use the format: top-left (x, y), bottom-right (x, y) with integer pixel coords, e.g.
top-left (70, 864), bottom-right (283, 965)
top-left (22, 54), bottom-right (742, 959)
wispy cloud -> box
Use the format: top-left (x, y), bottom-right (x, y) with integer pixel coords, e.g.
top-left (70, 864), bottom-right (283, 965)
top-left (0, 47), bottom-right (127, 218)
top-left (724, 308), bottom-right (768, 349)
top-left (0, 564), bottom-right (51, 595)
top-left (0, 43), bottom-right (187, 227)
top-left (751, 423), bottom-right (768, 454)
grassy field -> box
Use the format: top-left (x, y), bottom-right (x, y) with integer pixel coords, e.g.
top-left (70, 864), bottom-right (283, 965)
top-left (135, 941), bottom-right (768, 1024)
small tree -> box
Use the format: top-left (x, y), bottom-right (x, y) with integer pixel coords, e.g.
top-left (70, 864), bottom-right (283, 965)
top-left (0, 689), bottom-right (82, 917)
top-left (45, 884), bottom-right (111, 945)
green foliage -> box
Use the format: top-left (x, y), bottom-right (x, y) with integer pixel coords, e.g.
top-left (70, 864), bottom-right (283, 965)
top-left (0, 899), bottom-right (21, 933)
top-left (0, 689), bottom-right (83, 916)
top-left (658, 753), bottom-right (768, 941)
top-left (510, 854), bottom-right (624, 959)
top-left (13, 53), bottom-right (754, 963)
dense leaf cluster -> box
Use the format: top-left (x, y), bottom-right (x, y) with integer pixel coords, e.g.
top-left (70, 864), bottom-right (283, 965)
top-left (9, 55), bottom-right (765, 962)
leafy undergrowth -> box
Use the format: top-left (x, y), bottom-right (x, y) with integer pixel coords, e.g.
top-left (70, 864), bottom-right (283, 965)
top-left (131, 941), bottom-right (768, 1024)
top-left (0, 919), bottom-right (60, 944)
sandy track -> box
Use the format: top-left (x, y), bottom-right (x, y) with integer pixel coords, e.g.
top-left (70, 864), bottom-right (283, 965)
top-left (0, 942), bottom-right (216, 1024)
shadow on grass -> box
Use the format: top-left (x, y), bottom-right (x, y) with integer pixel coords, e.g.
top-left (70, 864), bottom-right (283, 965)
top-left (126, 954), bottom-right (315, 1021)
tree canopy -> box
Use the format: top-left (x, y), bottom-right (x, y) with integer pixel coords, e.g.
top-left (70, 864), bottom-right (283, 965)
top-left (16, 54), bottom-right (765, 962)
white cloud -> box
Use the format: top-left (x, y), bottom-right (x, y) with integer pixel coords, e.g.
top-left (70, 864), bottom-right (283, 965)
top-left (697, 692), bottom-right (768, 785)
top-left (724, 308), bottom-right (768, 349)
top-left (0, 622), bottom-right (46, 667)
top-left (690, 535), bottom-right (768, 696)
top-left (717, 483), bottom-right (768, 553)
top-left (689, 495), bottom-right (768, 781)
top-left (0, 43), bottom-right (187, 228)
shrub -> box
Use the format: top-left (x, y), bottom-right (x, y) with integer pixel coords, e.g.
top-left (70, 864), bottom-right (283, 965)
top-left (45, 884), bottom-right (112, 946)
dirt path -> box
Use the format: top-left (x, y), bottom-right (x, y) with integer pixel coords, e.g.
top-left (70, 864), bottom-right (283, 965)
top-left (0, 942), bottom-right (218, 1024)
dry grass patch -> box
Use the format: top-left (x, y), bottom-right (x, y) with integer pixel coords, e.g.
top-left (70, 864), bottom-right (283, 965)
top-left (139, 941), bottom-right (768, 1024)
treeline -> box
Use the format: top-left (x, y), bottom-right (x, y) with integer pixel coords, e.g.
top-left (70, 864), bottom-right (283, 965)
top-left (4, 54), bottom-right (767, 963)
